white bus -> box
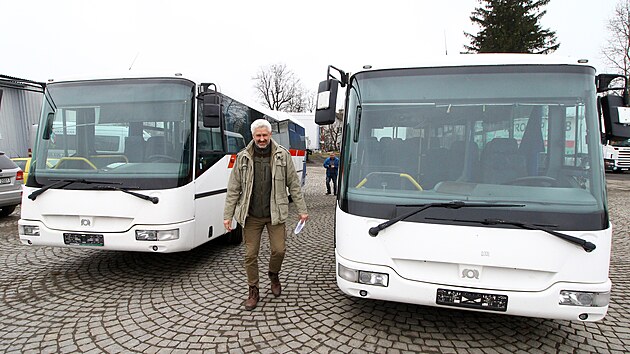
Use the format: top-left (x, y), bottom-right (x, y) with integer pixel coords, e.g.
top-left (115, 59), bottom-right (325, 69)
top-left (314, 55), bottom-right (630, 321)
top-left (18, 75), bottom-right (306, 252)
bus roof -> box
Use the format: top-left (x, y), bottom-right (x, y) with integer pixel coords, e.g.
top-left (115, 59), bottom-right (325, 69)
top-left (349, 54), bottom-right (596, 77)
top-left (45, 72), bottom-right (306, 129)
top-left (46, 72), bottom-right (192, 84)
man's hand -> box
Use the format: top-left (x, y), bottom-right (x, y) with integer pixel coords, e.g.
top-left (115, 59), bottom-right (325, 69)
top-left (299, 214), bottom-right (309, 222)
top-left (224, 219), bottom-right (233, 232)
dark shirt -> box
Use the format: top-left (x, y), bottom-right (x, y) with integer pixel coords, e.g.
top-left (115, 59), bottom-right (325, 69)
top-left (249, 144), bottom-right (272, 218)
top-left (323, 156), bottom-right (339, 177)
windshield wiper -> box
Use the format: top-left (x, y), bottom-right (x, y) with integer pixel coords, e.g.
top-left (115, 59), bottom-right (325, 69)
top-left (427, 216), bottom-right (596, 252)
top-left (368, 201), bottom-right (524, 237)
top-left (91, 185), bottom-right (159, 204)
top-left (28, 178), bottom-right (121, 201)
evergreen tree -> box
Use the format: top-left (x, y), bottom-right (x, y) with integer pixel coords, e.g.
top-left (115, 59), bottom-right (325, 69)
top-left (464, 0), bottom-right (560, 54)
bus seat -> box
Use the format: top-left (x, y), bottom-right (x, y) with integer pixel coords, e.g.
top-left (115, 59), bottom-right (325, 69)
top-left (401, 137), bottom-right (421, 172)
top-left (480, 138), bottom-right (526, 184)
top-left (361, 137), bottom-right (381, 171)
top-left (447, 140), bottom-right (479, 181)
top-left (378, 137), bottom-right (396, 170)
top-left (145, 136), bottom-right (174, 159)
top-left (419, 138), bottom-right (449, 189)
top-left (124, 136), bottom-right (145, 162)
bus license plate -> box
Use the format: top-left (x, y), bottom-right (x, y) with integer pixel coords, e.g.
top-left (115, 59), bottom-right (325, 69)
top-left (0, 177), bottom-right (10, 184)
top-left (436, 288), bottom-right (508, 312)
top-left (63, 233), bottom-right (104, 246)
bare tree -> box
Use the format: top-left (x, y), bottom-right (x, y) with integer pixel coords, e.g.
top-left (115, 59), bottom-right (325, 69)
top-left (320, 109), bottom-right (344, 151)
top-left (603, 0), bottom-right (630, 77)
top-left (253, 63), bottom-right (313, 112)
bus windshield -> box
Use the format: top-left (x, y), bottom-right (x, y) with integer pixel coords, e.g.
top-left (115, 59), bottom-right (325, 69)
top-left (30, 78), bottom-right (194, 190)
top-left (341, 65), bottom-right (606, 230)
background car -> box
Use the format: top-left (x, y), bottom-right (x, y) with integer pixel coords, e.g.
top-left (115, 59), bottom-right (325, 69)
top-left (11, 157), bottom-right (31, 182)
top-left (0, 151), bottom-right (23, 217)
top-left (11, 157), bottom-right (58, 182)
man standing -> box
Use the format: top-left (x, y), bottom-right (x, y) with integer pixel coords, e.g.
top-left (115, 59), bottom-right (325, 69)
top-left (323, 152), bottom-right (339, 195)
top-left (224, 119), bottom-right (308, 311)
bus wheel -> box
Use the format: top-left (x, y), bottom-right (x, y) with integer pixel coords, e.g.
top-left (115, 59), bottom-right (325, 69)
top-left (223, 224), bottom-right (243, 245)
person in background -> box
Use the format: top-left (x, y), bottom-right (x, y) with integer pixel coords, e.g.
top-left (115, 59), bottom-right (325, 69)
top-left (223, 119), bottom-right (308, 311)
top-left (323, 152), bottom-right (340, 195)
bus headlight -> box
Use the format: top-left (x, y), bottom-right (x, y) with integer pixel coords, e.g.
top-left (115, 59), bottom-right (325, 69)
top-left (19, 225), bottom-right (40, 236)
top-left (135, 229), bottom-right (180, 241)
top-left (338, 263), bottom-right (389, 287)
top-left (559, 290), bottom-right (610, 307)
top-left (359, 271), bottom-right (389, 287)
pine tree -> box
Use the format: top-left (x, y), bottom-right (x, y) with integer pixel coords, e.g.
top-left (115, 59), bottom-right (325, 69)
top-left (464, 0), bottom-right (560, 54)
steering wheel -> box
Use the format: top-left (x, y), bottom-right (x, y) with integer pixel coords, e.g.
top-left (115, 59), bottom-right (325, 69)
top-left (504, 176), bottom-right (559, 187)
top-left (356, 172), bottom-right (423, 191)
top-left (147, 155), bottom-right (178, 162)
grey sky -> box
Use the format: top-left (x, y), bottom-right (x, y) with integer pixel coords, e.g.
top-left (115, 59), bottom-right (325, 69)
top-left (0, 0), bottom-right (620, 104)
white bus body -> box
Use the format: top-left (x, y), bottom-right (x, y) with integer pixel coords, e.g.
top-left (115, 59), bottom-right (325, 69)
top-left (19, 74), bottom-right (306, 252)
top-left (315, 55), bottom-right (615, 321)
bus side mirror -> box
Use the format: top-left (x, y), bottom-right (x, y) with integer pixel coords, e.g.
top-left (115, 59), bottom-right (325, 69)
top-left (601, 95), bottom-right (630, 140)
top-left (202, 94), bottom-right (222, 128)
top-left (315, 79), bottom-right (339, 125)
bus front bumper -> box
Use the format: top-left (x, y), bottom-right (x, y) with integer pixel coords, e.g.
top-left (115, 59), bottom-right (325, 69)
top-left (336, 252), bottom-right (610, 322)
top-left (18, 219), bottom-right (196, 253)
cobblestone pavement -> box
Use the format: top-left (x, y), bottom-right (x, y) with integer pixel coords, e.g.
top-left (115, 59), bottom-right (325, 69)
top-left (0, 166), bottom-right (629, 353)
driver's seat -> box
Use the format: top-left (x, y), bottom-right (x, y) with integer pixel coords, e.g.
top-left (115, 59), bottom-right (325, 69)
top-left (145, 136), bottom-right (174, 160)
top-left (480, 138), bottom-right (526, 184)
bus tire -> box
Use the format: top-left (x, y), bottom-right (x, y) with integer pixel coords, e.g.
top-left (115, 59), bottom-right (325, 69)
top-left (223, 224), bottom-right (243, 245)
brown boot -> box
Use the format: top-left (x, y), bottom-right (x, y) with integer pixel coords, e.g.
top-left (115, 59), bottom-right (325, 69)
top-left (244, 286), bottom-right (259, 310)
top-left (268, 271), bottom-right (281, 297)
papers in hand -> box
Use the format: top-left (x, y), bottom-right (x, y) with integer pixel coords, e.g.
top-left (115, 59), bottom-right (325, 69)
top-left (294, 219), bottom-right (306, 234)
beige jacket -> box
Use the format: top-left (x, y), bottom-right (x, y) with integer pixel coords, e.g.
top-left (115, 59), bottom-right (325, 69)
top-left (223, 139), bottom-right (307, 226)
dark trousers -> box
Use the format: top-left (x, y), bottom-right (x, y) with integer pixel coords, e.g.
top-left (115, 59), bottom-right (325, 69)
top-left (326, 175), bottom-right (337, 194)
top-left (243, 216), bottom-right (286, 287)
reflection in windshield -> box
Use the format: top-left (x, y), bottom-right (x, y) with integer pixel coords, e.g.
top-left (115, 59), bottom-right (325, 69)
top-left (30, 79), bottom-right (194, 190)
top-left (610, 139), bottom-right (630, 147)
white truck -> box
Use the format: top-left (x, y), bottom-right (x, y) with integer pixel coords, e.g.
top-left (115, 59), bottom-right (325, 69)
top-left (602, 139), bottom-right (630, 172)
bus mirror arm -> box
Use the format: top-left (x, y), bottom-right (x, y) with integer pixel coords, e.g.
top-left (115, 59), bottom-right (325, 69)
top-left (327, 65), bottom-right (348, 87)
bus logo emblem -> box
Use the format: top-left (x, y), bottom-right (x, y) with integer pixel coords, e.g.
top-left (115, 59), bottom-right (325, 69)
top-left (462, 269), bottom-right (479, 279)
top-left (80, 218), bottom-right (91, 227)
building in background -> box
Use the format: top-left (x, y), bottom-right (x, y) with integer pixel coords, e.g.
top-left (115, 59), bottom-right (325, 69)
top-left (0, 75), bottom-right (44, 157)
